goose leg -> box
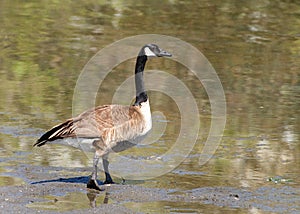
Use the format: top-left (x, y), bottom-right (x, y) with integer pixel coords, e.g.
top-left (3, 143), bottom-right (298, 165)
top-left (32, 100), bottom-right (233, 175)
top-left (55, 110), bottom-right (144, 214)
top-left (103, 156), bottom-right (114, 184)
top-left (87, 153), bottom-right (102, 191)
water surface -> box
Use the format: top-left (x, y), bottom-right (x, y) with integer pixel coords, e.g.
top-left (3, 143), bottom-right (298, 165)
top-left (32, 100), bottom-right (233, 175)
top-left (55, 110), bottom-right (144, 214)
top-left (0, 0), bottom-right (299, 213)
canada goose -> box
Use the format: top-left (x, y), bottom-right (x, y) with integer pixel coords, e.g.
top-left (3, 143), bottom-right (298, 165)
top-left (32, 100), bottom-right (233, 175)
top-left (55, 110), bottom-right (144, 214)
top-left (34, 44), bottom-right (172, 191)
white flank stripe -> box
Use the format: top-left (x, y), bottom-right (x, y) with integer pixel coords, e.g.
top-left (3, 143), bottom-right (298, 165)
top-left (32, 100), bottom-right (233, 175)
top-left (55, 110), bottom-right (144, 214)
top-left (48, 138), bottom-right (100, 153)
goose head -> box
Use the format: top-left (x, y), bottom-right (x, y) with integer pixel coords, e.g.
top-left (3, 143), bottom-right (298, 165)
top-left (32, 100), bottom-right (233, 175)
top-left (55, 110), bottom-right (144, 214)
top-left (138, 44), bottom-right (172, 58)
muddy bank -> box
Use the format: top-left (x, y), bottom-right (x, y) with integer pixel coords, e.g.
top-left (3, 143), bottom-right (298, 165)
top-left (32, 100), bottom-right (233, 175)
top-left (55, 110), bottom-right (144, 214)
top-left (1, 179), bottom-right (299, 213)
top-left (1, 162), bottom-right (299, 213)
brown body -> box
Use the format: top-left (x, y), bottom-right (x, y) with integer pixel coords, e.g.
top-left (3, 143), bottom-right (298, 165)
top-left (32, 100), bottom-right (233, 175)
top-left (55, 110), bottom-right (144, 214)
top-left (35, 104), bottom-right (149, 156)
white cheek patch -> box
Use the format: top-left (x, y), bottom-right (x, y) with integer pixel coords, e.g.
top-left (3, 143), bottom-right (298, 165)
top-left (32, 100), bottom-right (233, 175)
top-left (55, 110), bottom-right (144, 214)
top-left (144, 47), bottom-right (156, 57)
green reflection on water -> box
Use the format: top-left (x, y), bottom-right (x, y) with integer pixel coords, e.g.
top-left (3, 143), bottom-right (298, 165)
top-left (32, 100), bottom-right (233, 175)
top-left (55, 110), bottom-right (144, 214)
top-left (0, 0), bottom-right (300, 212)
top-left (26, 191), bottom-right (102, 211)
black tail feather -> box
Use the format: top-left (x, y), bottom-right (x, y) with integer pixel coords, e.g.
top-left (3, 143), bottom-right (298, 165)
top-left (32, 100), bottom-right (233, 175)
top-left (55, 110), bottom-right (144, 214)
top-left (33, 120), bottom-right (74, 147)
top-left (33, 139), bottom-right (47, 147)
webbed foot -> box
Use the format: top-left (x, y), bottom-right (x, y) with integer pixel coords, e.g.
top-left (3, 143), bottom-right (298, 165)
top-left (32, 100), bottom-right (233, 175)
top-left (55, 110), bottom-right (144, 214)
top-left (103, 179), bottom-right (115, 185)
top-left (104, 177), bottom-right (126, 185)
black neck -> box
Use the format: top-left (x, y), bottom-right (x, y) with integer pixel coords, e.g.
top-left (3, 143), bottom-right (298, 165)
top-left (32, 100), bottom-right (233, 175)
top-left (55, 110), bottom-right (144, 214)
top-left (134, 55), bottom-right (148, 106)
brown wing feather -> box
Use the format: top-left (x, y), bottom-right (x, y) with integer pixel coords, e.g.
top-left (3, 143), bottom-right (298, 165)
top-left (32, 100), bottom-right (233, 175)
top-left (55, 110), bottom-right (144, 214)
top-left (34, 105), bottom-right (145, 147)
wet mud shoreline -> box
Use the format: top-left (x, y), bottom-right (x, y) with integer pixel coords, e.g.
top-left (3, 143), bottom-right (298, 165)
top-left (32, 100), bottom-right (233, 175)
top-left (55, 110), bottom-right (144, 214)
top-left (1, 164), bottom-right (299, 213)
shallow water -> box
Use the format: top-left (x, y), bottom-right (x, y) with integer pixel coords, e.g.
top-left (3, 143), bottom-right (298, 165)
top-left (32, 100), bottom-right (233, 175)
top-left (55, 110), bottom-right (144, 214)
top-left (0, 0), bottom-right (299, 213)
